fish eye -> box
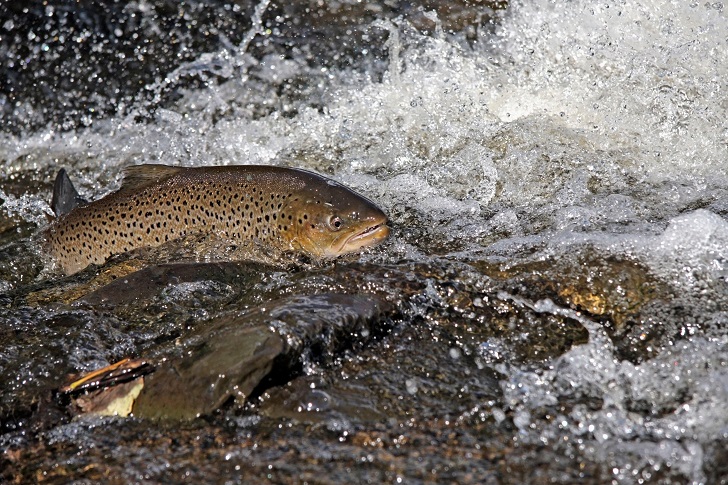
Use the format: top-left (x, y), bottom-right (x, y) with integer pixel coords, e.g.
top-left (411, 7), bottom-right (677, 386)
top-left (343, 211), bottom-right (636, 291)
top-left (328, 215), bottom-right (342, 231)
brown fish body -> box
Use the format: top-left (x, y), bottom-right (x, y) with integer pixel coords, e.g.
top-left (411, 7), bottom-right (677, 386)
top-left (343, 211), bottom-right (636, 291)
top-left (45, 165), bottom-right (389, 275)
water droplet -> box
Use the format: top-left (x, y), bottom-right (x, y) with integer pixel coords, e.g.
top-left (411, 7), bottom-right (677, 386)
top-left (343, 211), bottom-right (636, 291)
top-left (405, 378), bottom-right (418, 395)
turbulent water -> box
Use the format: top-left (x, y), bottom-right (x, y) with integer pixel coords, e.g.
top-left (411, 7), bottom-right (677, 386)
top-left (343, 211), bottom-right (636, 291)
top-left (2, 0), bottom-right (728, 483)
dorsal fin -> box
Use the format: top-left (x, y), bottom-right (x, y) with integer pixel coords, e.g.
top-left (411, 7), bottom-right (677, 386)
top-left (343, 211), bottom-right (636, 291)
top-left (119, 164), bottom-right (185, 193)
top-left (51, 168), bottom-right (87, 217)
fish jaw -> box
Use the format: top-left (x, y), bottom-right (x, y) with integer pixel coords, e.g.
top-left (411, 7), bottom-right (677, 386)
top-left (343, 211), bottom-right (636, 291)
top-left (331, 218), bottom-right (390, 256)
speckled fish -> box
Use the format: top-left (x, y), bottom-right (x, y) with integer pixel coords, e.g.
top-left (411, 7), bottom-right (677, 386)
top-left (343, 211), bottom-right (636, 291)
top-left (45, 164), bottom-right (390, 275)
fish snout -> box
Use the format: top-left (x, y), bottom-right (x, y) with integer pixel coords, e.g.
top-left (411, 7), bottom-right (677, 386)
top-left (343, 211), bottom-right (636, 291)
top-left (337, 214), bottom-right (390, 255)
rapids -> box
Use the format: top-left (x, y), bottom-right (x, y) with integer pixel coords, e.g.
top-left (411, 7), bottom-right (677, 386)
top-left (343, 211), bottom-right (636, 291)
top-left (2, 0), bottom-right (728, 482)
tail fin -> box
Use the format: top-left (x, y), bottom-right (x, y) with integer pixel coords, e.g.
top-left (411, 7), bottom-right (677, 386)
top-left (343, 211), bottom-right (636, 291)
top-left (51, 169), bottom-right (87, 217)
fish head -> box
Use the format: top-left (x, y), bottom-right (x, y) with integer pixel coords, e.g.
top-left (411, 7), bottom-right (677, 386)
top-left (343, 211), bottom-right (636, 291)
top-left (285, 181), bottom-right (390, 258)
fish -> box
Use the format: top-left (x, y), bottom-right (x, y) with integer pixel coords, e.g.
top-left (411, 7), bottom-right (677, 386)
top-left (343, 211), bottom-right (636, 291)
top-left (44, 164), bottom-right (390, 275)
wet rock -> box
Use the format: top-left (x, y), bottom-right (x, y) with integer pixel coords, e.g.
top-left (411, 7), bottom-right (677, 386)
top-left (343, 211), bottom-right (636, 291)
top-left (0, 256), bottom-right (657, 483)
top-left (26, 260), bottom-right (147, 306)
top-left (133, 326), bottom-right (282, 420)
top-left (78, 261), bottom-right (257, 308)
top-left (470, 249), bottom-right (671, 363)
top-left (259, 374), bottom-right (387, 423)
top-left (74, 293), bottom-right (394, 420)
top-left (0, 308), bottom-right (135, 434)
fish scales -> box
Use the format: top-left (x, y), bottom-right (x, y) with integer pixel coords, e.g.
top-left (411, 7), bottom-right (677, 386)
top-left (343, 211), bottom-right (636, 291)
top-left (45, 165), bottom-right (389, 275)
top-left (49, 169), bottom-right (295, 271)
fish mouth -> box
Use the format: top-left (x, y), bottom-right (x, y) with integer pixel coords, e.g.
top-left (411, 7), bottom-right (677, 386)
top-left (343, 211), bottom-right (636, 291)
top-left (338, 222), bottom-right (390, 254)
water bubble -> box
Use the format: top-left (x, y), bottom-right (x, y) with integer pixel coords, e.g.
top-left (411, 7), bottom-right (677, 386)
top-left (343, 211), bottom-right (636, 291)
top-left (513, 410), bottom-right (531, 431)
top-left (478, 339), bottom-right (508, 364)
top-left (405, 378), bottom-right (418, 395)
top-left (491, 408), bottom-right (506, 424)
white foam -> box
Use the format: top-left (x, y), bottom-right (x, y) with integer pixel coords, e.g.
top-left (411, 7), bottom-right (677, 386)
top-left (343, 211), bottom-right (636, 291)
top-left (495, 297), bottom-right (728, 482)
top-left (642, 210), bottom-right (728, 290)
top-left (490, 0), bottom-right (728, 176)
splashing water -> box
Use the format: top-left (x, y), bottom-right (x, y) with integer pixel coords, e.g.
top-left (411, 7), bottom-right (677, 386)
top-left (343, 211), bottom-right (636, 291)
top-left (3, 0), bottom-right (728, 482)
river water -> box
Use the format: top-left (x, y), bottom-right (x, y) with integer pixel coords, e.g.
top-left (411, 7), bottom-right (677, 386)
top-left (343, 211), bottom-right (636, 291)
top-left (2, 0), bottom-right (728, 483)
